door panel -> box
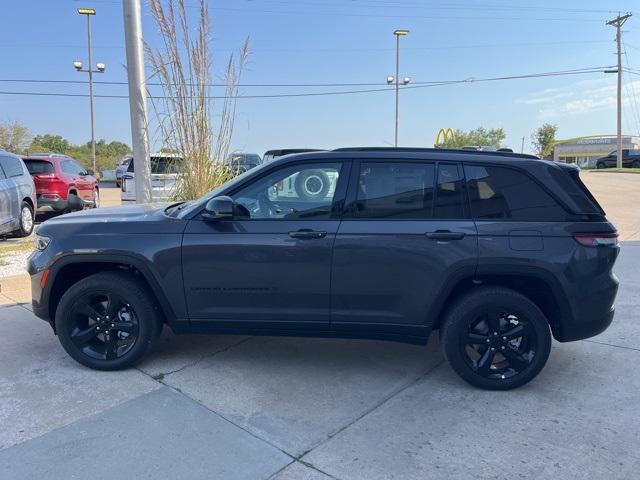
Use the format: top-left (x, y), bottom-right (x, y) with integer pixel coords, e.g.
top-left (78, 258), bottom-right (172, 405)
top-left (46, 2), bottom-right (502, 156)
top-left (182, 219), bottom-right (339, 326)
top-left (331, 220), bottom-right (477, 327)
top-left (182, 160), bottom-right (348, 328)
top-left (330, 160), bottom-right (478, 329)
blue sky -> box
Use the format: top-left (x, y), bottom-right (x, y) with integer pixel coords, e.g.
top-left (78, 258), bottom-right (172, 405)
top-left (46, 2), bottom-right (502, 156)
top-left (2, 0), bottom-right (640, 156)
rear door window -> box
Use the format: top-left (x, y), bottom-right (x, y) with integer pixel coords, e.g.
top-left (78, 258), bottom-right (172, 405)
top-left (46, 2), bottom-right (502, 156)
top-left (434, 163), bottom-right (465, 218)
top-left (61, 160), bottom-right (83, 175)
top-left (352, 162), bottom-right (436, 219)
top-left (464, 165), bottom-right (568, 221)
top-left (24, 160), bottom-right (54, 175)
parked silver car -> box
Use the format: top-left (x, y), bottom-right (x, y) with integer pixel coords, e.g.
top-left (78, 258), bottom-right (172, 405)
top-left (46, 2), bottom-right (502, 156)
top-left (0, 150), bottom-right (37, 237)
top-left (115, 155), bottom-right (132, 187)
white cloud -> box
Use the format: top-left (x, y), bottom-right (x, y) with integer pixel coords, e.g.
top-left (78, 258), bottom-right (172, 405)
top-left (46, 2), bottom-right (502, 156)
top-left (517, 78), bottom-right (640, 118)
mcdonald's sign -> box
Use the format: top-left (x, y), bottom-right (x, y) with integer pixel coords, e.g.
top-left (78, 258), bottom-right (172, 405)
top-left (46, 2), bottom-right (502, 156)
top-left (434, 128), bottom-right (455, 147)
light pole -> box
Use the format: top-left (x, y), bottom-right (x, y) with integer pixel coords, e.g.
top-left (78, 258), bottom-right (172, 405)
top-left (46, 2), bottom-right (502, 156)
top-left (388, 29), bottom-right (410, 147)
top-left (74, 7), bottom-right (105, 175)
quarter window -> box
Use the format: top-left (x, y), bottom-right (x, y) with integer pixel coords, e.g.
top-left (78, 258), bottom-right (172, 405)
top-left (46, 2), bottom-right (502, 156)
top-left (230, 162), bottom-right (342, 220)
top-left (0, 155), bottom-right (24, 178)
top-left (464, 165), bottom-right (568, 221)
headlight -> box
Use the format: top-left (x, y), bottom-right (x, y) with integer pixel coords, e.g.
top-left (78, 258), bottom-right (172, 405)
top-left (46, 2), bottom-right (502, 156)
top-left (35, 235), bottom-right (51, 251)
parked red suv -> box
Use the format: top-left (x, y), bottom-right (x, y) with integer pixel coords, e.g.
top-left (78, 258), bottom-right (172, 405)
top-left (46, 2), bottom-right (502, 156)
top-left (22, 154), bottom-right (99, 215)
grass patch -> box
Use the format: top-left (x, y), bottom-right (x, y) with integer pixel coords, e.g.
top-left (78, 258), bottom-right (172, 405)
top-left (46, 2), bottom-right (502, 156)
top-left (587, 168), bottom-right (640, 174)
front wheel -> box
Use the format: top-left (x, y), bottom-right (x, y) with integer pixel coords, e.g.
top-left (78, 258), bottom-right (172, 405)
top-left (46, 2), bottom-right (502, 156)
top-left (596, 162), bottom-right (606, 169)
top-left (93, 188), bottom-right (100, 208)
top-left (440, 286), bottom-right (551, 390)
top-left (55, 271), bottom-right (161, 370)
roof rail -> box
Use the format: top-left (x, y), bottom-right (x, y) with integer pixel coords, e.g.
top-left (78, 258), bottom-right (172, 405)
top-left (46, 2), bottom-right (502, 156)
top-left (332, 147), bottom-right (540, 160)
top-left (27, 152), bottom-right (71, 158)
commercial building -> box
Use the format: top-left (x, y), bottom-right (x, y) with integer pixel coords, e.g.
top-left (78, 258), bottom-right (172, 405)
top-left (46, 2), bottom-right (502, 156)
top-left (551, 135), bottom-right (640, 168)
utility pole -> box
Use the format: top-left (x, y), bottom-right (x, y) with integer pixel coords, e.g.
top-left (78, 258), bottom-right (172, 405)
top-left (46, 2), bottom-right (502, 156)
top-left (122, 0), bottom-right (151, 203)
top-left (75, 8), bottom-right (105, 175)
top-left (521, 136), bottom-right (525, 154)
top-left (607, 12), bottom-right (632, 169)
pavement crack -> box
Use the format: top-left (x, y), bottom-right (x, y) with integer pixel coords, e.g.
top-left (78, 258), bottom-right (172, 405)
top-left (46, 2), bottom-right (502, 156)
top-left (583, 338), bottom-right (640, 353)
top-left (138, 336), bottom-right (252, 379)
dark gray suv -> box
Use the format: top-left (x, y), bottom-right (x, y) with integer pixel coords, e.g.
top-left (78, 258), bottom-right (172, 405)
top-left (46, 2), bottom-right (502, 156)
top-left (28, 148), bottom-right (619, 389)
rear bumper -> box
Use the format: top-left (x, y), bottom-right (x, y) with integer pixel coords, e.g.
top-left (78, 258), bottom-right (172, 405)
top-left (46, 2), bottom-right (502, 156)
top-left (556, 306), bottom-right (615, 342)
top-left (36, 195), bottom-right (67, 213)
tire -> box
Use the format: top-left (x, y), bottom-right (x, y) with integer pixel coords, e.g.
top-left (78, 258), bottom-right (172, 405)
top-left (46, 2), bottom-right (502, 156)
top-left (440, 286), bottom-right (552, 390)
top-left (12, 201), bottom-right (34, 238)
top-left (55, 271), bottom-right (162, 371)
top-left (294, 170), bottom-right (330, 200)
top-left (93, 188), bottom-right (100, 208)
top-left (596, 162), bottom-right (606, 169)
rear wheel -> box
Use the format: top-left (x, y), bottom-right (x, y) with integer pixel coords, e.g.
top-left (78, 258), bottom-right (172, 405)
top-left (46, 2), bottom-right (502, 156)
top-left (596, 162), bottom-right (606, 169)
top-left (55, 271), bottom-right (161, 370)
top-left (12, 201), bottom-right (34, 237)
top-left (440, 286), bottom-right (551, 390)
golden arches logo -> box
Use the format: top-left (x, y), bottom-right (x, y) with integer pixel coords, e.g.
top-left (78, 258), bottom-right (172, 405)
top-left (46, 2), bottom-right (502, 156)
top-left (435, 128), bottom-right (455, 147)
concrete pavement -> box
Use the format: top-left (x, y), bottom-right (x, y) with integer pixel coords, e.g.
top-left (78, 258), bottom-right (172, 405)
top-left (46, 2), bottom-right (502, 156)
top-left (0, 244), bottom-right (638, 479)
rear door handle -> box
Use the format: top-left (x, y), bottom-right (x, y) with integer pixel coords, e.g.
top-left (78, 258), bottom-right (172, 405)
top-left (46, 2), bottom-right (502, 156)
top-left (426, 231), bottom-right (465, 241)
top-left (289, 229), bottom-right (327, 240)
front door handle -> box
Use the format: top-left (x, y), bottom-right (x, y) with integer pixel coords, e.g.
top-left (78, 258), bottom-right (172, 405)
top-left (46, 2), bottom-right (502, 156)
top-left (426, 230), bottom-right (465, 241)
top-left (289, 229), bottom-right (327, 240)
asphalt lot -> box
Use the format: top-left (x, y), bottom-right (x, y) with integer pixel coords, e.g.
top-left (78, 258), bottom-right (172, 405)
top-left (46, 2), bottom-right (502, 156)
top-left (0, 243), bottom-right (638, 479)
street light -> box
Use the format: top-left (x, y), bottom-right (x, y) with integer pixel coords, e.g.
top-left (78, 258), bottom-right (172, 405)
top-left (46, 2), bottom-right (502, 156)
top-left (389, 29), bottom-right (410, 147)
top-left (75, 7), bottom-right (104, 176)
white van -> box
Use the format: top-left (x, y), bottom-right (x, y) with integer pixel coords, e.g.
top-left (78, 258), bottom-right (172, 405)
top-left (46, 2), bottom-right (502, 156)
top-left (121, 154), bottom-right (183, 203)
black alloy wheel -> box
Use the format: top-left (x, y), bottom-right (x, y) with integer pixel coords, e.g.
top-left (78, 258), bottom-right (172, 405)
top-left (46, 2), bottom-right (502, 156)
top-left (68, 292), bottom-right (139, 361)
top-left (441, 287), bottom-right (551, 390)
top-left (56, 271), bottom-right (161, 370)
top-left (460, 308), bottom-right (537, 380)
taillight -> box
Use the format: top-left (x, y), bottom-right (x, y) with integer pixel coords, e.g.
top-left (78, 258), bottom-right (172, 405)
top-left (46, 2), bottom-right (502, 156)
top-left (574, 232), bottom-right (619, 247)
top-left (34, 173), bottom-right (56, 180)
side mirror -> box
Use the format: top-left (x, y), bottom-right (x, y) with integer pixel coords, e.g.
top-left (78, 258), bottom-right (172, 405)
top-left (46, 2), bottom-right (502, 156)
top-left (204, 196), bottom-right (234, 221)
top-left (85, 169), bottom-right (95, 176)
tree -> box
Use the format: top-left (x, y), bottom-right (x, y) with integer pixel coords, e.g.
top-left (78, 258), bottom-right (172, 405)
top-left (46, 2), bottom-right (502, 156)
top-left (0, 120), bottom-right (32, 153)
top-left (442, 127), bottom-right (506, 149)
top-left (27, 134), bottom-right (130, 173)
top-left (30, 134), bottom-right (70, 153)
top-left (531, 123), bottom-right (558, 158)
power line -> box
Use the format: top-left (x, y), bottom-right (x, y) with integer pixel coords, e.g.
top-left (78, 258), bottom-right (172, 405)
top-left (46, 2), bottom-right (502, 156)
top-left (0, 66), bottom-right (613, 89)
top-left (78, 0), bottom-right (625, 15)
top-left (72, 0), bottom-right (610, 22)
top-left (0, 67), bottom-right (612, 99)
top-left (0, 39), bottom-right (612, 52)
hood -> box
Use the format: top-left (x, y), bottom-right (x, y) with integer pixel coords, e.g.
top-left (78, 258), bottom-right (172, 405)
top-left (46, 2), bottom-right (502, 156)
top-left (37, 203), bottom-right (186, 237)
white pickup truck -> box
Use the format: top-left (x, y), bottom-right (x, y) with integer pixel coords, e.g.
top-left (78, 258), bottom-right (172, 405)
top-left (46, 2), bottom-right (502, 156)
top-left (121, 154), bottom-right (183, 203)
